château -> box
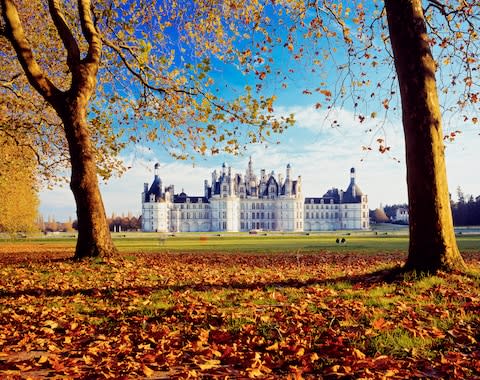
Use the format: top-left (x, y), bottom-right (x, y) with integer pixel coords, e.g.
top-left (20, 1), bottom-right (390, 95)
top-left (142, 158), bottom-right (369, 232)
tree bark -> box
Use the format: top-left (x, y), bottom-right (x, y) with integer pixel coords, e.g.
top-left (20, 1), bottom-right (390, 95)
top-left (59, 95), bottom-right (118, 260)
top-left (1, 0), bottom-right (117, 259)
top-left (385, 0), bottom-right (466, 272)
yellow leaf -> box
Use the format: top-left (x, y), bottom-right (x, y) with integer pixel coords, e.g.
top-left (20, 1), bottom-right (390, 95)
top-left (296, 347), bottom-right (305, 357)
top-left (266, 342), bottom-right (279, 351)
top-left (352, 348), bottom-right (366, 360)
top-left (38, 355), bottom-right (49, 364)
top-left (83, 355), bottom-right (93, 365)
top-left (44, 320), bottom-right (59, 329)
top-left (142, 364), bottom-right (155, 377)
top-left (198, 359), bottom-right (221, 370)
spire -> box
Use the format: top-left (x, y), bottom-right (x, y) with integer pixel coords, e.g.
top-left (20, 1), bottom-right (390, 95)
top-left (350, 167), bottom-right (356, 185)
top-left (154, 162), bottom-right (160, 178)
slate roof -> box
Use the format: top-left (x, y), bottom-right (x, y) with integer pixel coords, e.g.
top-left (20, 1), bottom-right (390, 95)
top-left (173, 194), bottom-right (209, 204)
top-left (146, 175), bottom-right (162, 202)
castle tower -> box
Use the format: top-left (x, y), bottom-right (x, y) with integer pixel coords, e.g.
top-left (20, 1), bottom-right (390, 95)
top-left (284, 163), bottom-right (292, 196)
top-left (350, 167), bottom-right (356, 197)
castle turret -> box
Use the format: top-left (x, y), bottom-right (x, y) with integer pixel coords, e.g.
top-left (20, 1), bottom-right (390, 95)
top-left (204, 179), bottom-right (209, 198)
top-left (284, 164), bottom-right (292, 196)
top-left (342, 167), bottom-right (363, 203)
top-left (350, 168), bottom-right (356, 197)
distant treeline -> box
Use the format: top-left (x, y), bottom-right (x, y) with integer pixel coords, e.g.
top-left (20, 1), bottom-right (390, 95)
top-left (74, 215), bottom-right (142, 232)
top-left (379, 188), bottom-right (480, 227)
top-left (40, 215), bottom-right (142, 233)
top-left (451, 189), bottom-right (480, 226)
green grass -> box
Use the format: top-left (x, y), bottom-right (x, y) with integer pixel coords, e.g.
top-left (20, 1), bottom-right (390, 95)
top-left (365, 327), bottom-right (436, 358)
top-left (3, 229), bottom-right (480, 255)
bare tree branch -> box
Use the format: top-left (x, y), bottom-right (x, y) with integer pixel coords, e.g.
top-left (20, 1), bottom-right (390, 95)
top-left (0, 0), bottom-right (61, 103)
top-left (48, 0), bottom-right (81, 72)
top-left (78, 0), bottom-right (101, 65)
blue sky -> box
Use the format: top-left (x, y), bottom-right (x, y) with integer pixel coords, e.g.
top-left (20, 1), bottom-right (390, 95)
top-left (38, 3), bottom-right (480, 221)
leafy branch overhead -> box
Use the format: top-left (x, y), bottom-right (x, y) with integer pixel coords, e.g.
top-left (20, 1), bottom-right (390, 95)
top-left (1, 0), bottom-right (296, 182)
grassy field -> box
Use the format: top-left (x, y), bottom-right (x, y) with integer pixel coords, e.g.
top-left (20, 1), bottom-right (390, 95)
top-left (0, 233), bottom-right (479, 378)
top-left (3, 228), bottom-right (480, 254)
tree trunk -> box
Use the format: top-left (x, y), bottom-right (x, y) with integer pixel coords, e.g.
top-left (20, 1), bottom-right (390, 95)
top-left (60, 94), bottom-right (117, 260)
top-left (385, 0), bottom-right (466, 272)
top-left (1, 0), bottom-right (116, 259)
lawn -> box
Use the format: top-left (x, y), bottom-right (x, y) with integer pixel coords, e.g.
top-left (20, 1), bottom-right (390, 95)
top-left (0, 235), bottom-right (479, 378)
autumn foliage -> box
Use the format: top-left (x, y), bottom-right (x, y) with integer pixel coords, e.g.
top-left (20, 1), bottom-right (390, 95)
top-left (0, 245), bottom-right (479, 378)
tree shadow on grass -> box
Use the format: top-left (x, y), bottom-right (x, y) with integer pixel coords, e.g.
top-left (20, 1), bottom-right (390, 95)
top-left (0, 265), bottom-right (407, 300)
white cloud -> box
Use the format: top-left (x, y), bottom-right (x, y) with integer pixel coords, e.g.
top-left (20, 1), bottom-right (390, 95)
top-left (39, 105), bottom-right (480, 221)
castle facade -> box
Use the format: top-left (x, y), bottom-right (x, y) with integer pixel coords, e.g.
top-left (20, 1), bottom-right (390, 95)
top-left (141, 158), bottom-right (369, 232)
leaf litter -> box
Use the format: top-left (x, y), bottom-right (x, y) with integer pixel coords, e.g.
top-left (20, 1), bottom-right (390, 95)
top-left (0, 246), bottom-right (479, 378)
